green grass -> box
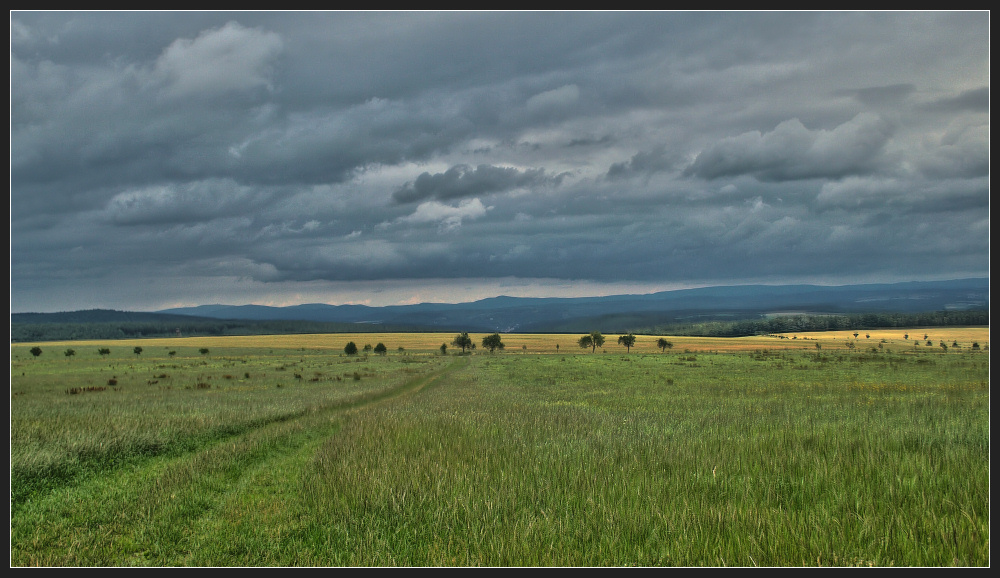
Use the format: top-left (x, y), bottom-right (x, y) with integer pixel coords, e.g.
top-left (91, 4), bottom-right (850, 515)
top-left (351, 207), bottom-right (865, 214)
top-left (10, 343), bottom-right (989, 566)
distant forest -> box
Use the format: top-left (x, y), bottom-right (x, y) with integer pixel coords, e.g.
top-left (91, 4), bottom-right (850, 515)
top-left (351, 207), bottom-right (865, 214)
top-left (634, 310), bottom-right (990, 338)
top-left (9, 311), bottom-right (421, 343)
top-left (10, 309), bottom-right (989, 342)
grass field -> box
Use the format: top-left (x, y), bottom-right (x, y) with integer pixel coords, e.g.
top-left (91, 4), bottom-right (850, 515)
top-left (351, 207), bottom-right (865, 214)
top-left (10, 329), bottom-right (989, 566)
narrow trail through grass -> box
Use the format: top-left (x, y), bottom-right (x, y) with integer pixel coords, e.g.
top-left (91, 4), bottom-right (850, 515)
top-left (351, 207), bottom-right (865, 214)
top-left (11, 357), bottom-right (467, 566)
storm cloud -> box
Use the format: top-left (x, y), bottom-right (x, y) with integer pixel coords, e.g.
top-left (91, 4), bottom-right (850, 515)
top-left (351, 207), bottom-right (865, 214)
top-left (392, 164), bottom-right (564, 204)
top-left (10, 11), bottom-right (989, 312)
top-left (683, 113), bottom-right (894, 182)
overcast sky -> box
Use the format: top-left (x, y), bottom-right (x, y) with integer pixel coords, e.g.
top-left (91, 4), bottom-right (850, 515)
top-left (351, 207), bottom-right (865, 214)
top-left (11, 11), bottom-right (990, 312)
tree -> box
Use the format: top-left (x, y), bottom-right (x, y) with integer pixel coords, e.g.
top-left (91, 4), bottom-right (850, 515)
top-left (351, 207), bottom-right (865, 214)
top-left (64, 349), bottom-right (76, 357)
top-left (452, 332), bottom-right (473, 353)
top-left (98, 348), bottom-right (111, 356)
top-left (374, 343), bottom-right (387, 355)
top-left (656, 338), bottom-right (673, 352)
top-left (344, 342), bottom-right (358, 355)
top-left (133, 346), bottom-right (143, 357)
top-left (30, 346), bottom-right (42, 357)
top-left (578, 331), bottom-right (605, 353)
top-left (363, 344), bottom-right (373, 353)
top-left (482, 333), bottom-right (505, 353)
top-left (440, 343), bottom-right (448, 355)
top-left (618, 333), bottom-right (636, 352)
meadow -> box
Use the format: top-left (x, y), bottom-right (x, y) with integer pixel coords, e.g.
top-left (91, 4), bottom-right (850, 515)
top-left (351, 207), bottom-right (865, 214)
top-left (10, 329), bottom-right (990, 566)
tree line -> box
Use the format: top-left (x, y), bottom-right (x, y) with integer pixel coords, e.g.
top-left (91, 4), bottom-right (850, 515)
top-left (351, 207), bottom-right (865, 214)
top-left (11, 309), bottom-right (987, 343)
top-left (636, 310), bottom-right (989, 338)
top-left (9, 318), bottom-right (422, 343)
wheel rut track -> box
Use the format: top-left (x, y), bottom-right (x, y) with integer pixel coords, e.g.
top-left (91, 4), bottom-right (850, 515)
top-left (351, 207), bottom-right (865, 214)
top-left (11, 357), bottom-right (468, 518)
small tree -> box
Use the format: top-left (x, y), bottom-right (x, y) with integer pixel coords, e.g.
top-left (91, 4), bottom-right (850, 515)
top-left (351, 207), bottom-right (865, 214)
top-left (133, 346), bottom-right (143, 357)
top-left (440, 343), bottom-right (448, 355)
top-left (344, 342), bottom-right (358, 355)
top-left (374, 343), bottom-right (387, 355)
top-left (64, 349), bottom-right (76, 357)
top-left (656, 338), bottom-right (673, 352)
top-left (452, 332), bottom-right (473, 354)
top-left (199, 348), bottom-right (210, 355)
top-left (578, 331), bottom-right (605, 353)
top-left (98, 348), bottom-right (111, 356)
top-left (30, 346), bottom-right (42, 357)
top-left (617, 333), bottom-right (636, 353)
top-left (363, 344), bottom-right (373, 353)
top-left (482, 333), bottom-right (505, 353)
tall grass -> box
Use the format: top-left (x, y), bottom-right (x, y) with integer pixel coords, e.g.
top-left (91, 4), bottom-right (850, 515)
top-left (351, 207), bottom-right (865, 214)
top-left (295, 350), bottom-right (987, 566)
top-left (10, 343), bottom-right (988, 566)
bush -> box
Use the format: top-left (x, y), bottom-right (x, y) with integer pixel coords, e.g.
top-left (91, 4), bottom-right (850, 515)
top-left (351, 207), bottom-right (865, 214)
top-left (344, 342), bottom-right (358, 355)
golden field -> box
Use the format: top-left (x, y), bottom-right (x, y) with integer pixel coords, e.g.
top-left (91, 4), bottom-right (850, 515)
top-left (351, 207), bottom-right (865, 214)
top-left (10, 327), bottom-right (988, 356)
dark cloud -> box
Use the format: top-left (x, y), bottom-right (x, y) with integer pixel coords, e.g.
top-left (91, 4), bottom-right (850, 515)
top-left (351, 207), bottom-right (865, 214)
top-left (923, 86), bottom-right (989, 113)
top-left (606, 146), bottom-right (683, 180)
top-left (838, 83), bottom-right (916, 106)
top-left (683, 113), bottom-right (893, 182)
top-left (9, 11), bottom-right (990, 312)
top-left (392, 164), bottom-right (564, 204)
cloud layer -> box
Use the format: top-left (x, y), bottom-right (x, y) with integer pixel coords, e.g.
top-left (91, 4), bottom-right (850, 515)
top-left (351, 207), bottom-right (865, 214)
top-left (10, 11), bottom-right (990, 312)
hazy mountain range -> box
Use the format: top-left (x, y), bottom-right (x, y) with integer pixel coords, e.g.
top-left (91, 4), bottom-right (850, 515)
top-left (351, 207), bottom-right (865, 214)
top-left (151, 278), bottom-right (988, 333)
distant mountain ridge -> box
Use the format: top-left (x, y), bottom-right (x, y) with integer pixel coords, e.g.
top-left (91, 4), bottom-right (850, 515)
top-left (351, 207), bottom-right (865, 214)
top-left (152, 278), bottom-right (989, 333)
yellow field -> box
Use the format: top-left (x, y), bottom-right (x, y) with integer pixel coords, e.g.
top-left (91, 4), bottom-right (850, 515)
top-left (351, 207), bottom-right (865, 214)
top-left (10, 327), bottom-right (988, 355)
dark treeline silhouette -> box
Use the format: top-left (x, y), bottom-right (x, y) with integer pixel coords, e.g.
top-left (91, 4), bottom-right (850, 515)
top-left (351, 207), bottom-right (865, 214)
top-left (10, 311), bottom-right (421, 342)
top-left (10, 308), bottom-right (988, 342)
top-left (637, 310), bottom-right (989, 337)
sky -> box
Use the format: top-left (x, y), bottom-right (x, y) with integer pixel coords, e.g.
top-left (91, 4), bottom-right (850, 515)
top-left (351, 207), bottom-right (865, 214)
top-left (10, 11), bottom-right (990, 313)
